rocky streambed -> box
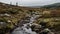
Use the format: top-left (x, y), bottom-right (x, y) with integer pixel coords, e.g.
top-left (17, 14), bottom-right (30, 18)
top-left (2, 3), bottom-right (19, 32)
top-left (11, 13), bottom-right (54, 34)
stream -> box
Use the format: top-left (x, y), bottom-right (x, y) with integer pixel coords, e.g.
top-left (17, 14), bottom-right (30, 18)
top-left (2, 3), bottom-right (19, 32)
top-left (11, 14), bottom-right (40, 34)
top-left (11, 13), bottom-right (54, 34)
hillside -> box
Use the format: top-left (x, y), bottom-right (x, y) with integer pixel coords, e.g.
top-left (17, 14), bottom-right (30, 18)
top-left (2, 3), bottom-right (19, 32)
top-left (27, 3), bottom-right (60, 8)
top-left (41, 3), bottom-right (60, 9)
top-left (0, 2), bottom-right (60, 34)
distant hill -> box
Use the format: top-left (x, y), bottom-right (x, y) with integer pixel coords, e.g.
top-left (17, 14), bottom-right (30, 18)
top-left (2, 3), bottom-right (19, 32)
top-left (41, 3), bottom-right (60, 8)
top-left (28, 3), bottom-right (60, 8)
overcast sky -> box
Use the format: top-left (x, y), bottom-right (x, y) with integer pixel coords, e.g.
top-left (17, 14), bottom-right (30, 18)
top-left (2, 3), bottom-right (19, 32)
top-left (0, 0), bottom-right (60, 6)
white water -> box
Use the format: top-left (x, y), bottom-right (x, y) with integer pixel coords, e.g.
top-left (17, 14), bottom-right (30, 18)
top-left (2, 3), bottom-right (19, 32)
top-left (12, 14), bottom-right (40, 34)
top-left (30, 14), bottom-right (39, 23)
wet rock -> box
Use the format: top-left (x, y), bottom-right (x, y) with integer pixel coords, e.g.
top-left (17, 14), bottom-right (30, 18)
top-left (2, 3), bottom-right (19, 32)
top-left (4, 13), bottom-right (11, 16)
top-left (0, 13), bottom-right (11, 17)
top-left (7, 20), bottom-right (11, 23)
top-left (0, 22), bottom-right (7, 28)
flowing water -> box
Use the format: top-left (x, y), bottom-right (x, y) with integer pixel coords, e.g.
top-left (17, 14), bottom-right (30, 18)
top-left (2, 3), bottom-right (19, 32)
top-left (11, 14), bottom-right (40, 34)
top-left (11, 13), bottom-right (55, 34)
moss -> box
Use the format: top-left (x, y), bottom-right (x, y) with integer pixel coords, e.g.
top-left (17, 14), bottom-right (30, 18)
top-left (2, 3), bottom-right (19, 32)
top-left (53, 24), bottom-right (60, 31)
